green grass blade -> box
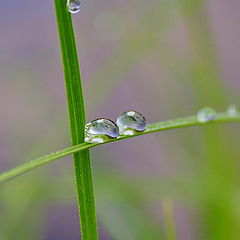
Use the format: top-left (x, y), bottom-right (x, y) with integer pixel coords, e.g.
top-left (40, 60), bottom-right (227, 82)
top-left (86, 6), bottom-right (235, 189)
top-left (1, 112), bottom-right (239, 183)
top-left (162, 198), bottom-right (176, 240)
top-left (53, 1), bottom-right (98, 239)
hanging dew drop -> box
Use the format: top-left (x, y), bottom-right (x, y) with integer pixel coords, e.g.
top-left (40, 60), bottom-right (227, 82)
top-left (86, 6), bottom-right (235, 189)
top-left (116, 111), bottom-right (146, 136)
top-left (67, 0), bottom-right (81, 14)
top-left (84, 118), bottom-right (119, 143)
top-left (227, 105), bottom-right (238, 117)
top-left (197, 107), bottom-right (216, 123)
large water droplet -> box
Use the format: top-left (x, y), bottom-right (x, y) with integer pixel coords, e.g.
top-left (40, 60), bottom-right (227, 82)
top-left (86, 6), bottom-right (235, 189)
top-left (116, 111), bottom-right (146, 136)
top-left (67, 0), bottom-right (81, 14)
top-left (85, 118), bottom-right (119, 143)
top-left (227, 105), bottom-right (238, 117)
top-left (197, 107), bottom-right (216, 123)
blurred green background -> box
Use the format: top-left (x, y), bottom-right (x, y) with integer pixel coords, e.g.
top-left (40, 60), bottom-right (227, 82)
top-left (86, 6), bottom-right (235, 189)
top-left (0, 0), bottom-right (240, 239)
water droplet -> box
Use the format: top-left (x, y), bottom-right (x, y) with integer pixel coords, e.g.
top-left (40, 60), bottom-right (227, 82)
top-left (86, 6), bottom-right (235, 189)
top-left (227, 105), bottom-right (238, 117)
top-left (84, 118), bottom-right (119, 143)
top-left (197, 107), bottom-right (216, 123)
top-left (116, 111), bottom-right (146, 135)
top-left (67, 0), bottom-right (81, 14)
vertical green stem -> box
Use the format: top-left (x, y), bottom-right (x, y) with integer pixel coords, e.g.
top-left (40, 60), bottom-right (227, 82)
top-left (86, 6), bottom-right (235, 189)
top-left (162, 198), bottom-right (176, 240)
top-left (53, 1), bottom-right (98, 239)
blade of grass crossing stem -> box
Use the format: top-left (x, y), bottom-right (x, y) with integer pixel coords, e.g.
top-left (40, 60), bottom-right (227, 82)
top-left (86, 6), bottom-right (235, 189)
top-left (1, 113), bottom-right (240, 183)
top-left (53, 1), bottom-right (98, 239)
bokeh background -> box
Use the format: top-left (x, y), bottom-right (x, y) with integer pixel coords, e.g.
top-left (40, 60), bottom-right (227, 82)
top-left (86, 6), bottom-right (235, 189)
top-left (0, 0), bottom-right (240, 239)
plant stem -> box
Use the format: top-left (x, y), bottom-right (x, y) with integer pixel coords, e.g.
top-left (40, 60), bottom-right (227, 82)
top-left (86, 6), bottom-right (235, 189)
top-left (53, 1), bottom-right (98, 239)
top-left (162, 198), bottom-right (176, 240)
top-left (0, 112), bottom-right (239, 183)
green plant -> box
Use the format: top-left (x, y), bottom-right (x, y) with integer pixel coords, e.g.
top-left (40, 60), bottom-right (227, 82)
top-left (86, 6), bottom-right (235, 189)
top-left (1, 1), bottom-right (240, 240)
top-left (54, 0), bottom-right (97, 239)
top-left (1, 111), bottom-right (240, 238)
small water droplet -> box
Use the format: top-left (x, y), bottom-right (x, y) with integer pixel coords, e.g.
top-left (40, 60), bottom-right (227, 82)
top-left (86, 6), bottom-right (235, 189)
top-left (116, 111), bottom-right (146, 135)
top-left (197, 107), bottom-right (216, 123)
top-left (67, 0), bottom-right (81, 14)
top-left (84, 118), bottom-right (119, 143)
top-left (227, 105), bottom-right (238, 117)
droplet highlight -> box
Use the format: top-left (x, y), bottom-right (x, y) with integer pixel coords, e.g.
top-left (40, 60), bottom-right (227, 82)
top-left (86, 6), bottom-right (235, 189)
top-left (227, 105), bottom-right (238, 117)
top-left (197, 107), bottom-right (216, 123)
top-left (84, 118), bottom-right (119, 143)
top-left (67, 0), bottom-right (81, 14)
top-left (116, 111), bottom-right (146, 136)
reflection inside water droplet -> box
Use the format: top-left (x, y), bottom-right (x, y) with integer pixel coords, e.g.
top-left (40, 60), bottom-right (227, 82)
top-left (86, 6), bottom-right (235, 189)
top-left (84, 118), bottom-right (119, 143)
top-left (116, 111), bottom-right (146, 136)
top-left (197, 107), bottom-right (216, 123)
top-left (67, 0), bottom-right (81, 14)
